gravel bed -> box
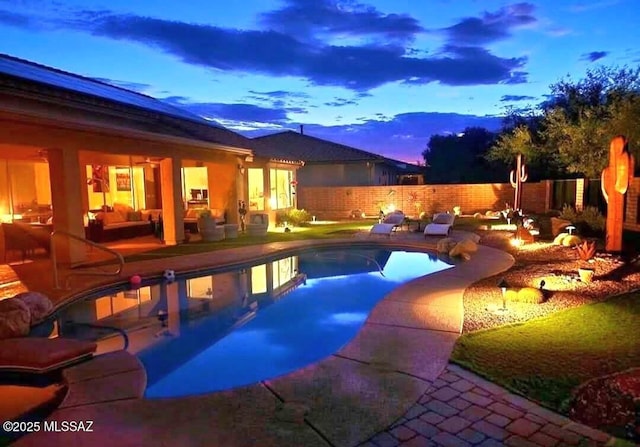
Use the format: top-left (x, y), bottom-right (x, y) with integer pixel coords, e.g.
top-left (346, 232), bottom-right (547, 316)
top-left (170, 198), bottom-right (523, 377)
top-left (463, 230), bottom-right (640, 333)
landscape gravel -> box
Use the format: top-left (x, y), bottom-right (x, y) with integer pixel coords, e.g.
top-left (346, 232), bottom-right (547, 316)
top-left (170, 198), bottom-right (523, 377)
top-left (463, 230), bottom-right (640, 332)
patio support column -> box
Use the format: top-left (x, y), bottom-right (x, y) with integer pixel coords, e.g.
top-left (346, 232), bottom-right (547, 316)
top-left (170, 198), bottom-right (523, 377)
top-left (575, 178), bottom-right (585, 212)
top-left (160, 156), bottom-right (185, 245)
top-left (47, 147), bottom-right (87, 264)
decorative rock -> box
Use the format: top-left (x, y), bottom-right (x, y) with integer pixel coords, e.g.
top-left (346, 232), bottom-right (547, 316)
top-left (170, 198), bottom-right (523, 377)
top-left (562, 235), bottom-right (582, 247)
top-left (449, 239), bottom-right (478, 258)
top-left (553, 232), bottom-right (569, 245)
top-left (459, 232), bottom-right (481, 244)
top-left (504, 289), bottom-right (519, 302)
top-left (13, 291), bottom-right (53, 325)
top-left (515, 226), bottom-right (535, 244)
top-left (0, 298), bottom-right (31, 339)
top-left (437, 237), bottom-right (457, 253)
top-left (516, 287), bottom-right (545, 304)
top-left (550, 217), bottom-right (572, 236)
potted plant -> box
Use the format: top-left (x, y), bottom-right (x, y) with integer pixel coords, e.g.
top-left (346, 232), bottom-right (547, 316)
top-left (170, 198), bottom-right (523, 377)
top-left (576, 240), bottom-right (597, 283)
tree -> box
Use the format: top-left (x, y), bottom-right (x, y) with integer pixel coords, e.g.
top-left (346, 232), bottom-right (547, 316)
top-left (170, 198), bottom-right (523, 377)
top-left (422, 127), bottom-right (505, 183)
top-left (540, 66), bottom-right (640, 178)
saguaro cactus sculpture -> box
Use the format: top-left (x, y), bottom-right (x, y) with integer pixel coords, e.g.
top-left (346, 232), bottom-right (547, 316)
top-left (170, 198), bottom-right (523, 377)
top-left (510, 153), bottom-right (528, 211)
top-left (601, 135), bottom-right (635, 252)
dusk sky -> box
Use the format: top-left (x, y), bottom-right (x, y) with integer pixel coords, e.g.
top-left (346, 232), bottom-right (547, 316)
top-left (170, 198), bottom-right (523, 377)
top-left (1, 0), bottom-right (638, 163)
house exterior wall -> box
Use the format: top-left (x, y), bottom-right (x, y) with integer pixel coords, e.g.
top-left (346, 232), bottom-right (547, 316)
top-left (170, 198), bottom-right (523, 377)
top-left (298, 181), bottom-right (550, 219)
top-left (297, 162), bottom-right (412, 187)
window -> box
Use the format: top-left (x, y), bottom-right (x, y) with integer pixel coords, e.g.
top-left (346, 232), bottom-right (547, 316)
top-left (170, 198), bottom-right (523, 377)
top-left (269, 168), bottom-right (293, 210)
top-left (0, 159), bottom-right (52, 223)
top-left (86, 165), bottom-right (147, 210)
top-left (247, 168), bottom-right (264, 211)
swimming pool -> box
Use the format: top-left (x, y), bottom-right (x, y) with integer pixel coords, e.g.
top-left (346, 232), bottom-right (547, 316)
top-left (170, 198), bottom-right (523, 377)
top-left (58, 247), bottom-right (453, 398)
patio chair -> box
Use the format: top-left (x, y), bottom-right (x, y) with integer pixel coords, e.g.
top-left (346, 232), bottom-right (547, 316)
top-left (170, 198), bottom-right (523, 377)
top-left (370, 211), bottom-right (405, 237)
top-left (246, 213), bottom-right (269, 236)
top-left (424, 212), bottom-right (455, 237)
top-left (2, 223), bottom-right (50, 263)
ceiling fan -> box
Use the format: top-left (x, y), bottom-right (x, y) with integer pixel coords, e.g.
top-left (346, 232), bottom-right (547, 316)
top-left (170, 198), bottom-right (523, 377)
top-left (134, 157), bottom-right (163, 167)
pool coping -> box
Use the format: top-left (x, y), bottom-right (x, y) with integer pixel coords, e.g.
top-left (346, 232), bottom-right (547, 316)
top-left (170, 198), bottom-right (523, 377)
top-left (15, 233), bottom-right (516, 447)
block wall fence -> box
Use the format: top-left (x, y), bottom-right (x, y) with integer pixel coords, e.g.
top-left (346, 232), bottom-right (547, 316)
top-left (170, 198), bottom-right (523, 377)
top-left (298, 178), bottom-right (640, 231)
top-left (297, 181), bottom-right (550, 219)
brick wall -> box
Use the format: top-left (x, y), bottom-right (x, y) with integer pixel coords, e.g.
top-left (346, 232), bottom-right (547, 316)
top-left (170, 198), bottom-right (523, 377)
top-left (298, 181), bottom-right (550, 220)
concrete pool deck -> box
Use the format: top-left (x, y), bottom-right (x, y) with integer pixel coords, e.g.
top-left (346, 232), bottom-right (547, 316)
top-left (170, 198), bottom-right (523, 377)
top-left (3, 231), bottom-right (618, 446)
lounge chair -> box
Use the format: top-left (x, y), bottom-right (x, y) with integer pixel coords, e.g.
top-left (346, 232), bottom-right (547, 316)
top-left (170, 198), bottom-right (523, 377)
top-left (424, 213), bottom-right (455, 237)
top-left (0, 338), bottom-right (97, 375)
top-left (370, 211), bottom-right (405, 237)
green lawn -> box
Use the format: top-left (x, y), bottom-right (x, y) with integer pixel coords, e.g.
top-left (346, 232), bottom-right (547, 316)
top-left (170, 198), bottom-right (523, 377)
top-left (122, 220), bottom-right (375, 262)
top-left (451, 291), bottom-right (640, 412)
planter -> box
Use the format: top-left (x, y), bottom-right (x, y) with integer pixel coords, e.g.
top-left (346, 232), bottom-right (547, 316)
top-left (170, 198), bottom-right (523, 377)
top-left (578, 267), bottom-right (595, 283)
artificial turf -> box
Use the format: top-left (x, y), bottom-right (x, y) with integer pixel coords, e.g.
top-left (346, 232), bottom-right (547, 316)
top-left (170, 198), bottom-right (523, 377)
top-left (451, 291), bottom-right (640, 412)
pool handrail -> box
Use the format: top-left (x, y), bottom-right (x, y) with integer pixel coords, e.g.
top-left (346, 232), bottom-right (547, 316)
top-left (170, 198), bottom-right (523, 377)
top-left (50, 230), bottom-right (125, 290)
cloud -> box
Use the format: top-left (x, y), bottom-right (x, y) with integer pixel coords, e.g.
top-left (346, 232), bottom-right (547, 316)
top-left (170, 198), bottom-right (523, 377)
top-left (324, 97), bottom-right (358, 107)
top-left (248, 90), bottom-right (310, 100)
top-left (568, 1), bottom-right (621, 12)
top-left (441, 2), bottom-right (537, 44)
top-left (500, 94), bottom-right (536, 102)
top-left (163, 96), bottom-right (305, 125)
top-left (580, 51), bottom-right (608, 62)
top-left (0, 9), bottom-right (33, 27)
top-left (91, 77), bottom-right (154, 93)
top-left (242, 111), bottom-right (503, 162)
top-left (260, 0), bottom-right (423, 43)
top-left (0, 7), bottom-right (528, 91)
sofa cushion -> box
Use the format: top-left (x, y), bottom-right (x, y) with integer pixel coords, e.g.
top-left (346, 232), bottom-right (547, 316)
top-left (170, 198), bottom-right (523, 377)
top-left (0, 338), bottom-right (97, 373)
top-left (101, 212), bottom-right (126, 226)
top-left (126, 211), bottom-right (143, 221)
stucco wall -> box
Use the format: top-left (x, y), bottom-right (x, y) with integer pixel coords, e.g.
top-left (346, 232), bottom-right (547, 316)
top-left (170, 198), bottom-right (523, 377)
top-left (624, 177), bottom-right (640, 231)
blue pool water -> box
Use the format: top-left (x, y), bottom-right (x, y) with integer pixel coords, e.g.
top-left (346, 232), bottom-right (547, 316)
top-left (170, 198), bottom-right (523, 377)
top-left (61, 247), bottom-right (452, 398)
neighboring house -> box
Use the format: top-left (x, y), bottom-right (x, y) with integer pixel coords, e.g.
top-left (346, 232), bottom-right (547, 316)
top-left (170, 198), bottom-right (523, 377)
top-left (253, 130), bottom-right (425, 187)
top-left (0, 54), bottom-right (299, 263)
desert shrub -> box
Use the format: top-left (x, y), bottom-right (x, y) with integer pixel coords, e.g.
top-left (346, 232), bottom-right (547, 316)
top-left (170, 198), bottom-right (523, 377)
top-left (276, 208), bottom-right (311, 227)
top-left (516, 287), bottom-right (545, 304)
top-left (558, 204), bottom-right (579, 222)
top-left (558, 205), bottom-right (605, 236)
top-left (579, 206), bottom-right (605, 233)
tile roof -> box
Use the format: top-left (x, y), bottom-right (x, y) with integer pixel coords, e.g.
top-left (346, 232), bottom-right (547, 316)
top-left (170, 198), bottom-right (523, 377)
top-left (0, 54), bottom-right (258, 152)
top-left (253, 131), bottom-right (423, 172)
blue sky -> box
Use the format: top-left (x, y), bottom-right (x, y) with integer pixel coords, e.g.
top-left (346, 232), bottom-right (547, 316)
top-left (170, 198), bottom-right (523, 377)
top-left (0, 0), bottom-right (638, 162)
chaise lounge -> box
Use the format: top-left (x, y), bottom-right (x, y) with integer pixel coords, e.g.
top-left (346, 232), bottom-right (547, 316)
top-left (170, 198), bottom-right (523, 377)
top-left (424, 212), bottom-right (455, 237)
top-left (370, 211), bottom-right (405, 237)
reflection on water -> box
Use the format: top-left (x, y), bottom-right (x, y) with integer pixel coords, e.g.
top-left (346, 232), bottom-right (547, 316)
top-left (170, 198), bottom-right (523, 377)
top-left (56, 248), bottom-right (452, 397)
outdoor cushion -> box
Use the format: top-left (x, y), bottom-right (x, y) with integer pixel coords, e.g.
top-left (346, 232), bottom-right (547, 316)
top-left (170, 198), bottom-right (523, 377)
top-left (0, 338), bottom-right (97, 373)
top-left (13, 292), bottom-right (53, 325)
top-left (432, 213), bottom-right (454, 225)
top-left (0, 298), bottom-right (31, 339)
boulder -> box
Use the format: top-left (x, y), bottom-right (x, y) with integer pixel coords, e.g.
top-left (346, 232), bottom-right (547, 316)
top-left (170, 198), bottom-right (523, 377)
top-left (458, 232), bottom-right (481, 244)
top-left (562, 235), bottom-right (582, 247)
top-left (516, 287), bottom-right (545, 304)
top-left (449, 239), bottom-right (478, 258)
top-left (550, 217), bottom-right (572, 236)
top-left (13, 292), bottom-right (53, 325)
top-left (437, 237), bottom-right (457, 253)
top-left (0, 298), bottom-right (31, 339)
top-left (553, 232), bottom-right (569, 245)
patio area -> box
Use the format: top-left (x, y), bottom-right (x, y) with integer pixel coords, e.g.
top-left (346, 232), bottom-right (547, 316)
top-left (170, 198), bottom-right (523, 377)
top-left (0, 225), bottom-right (626, 446)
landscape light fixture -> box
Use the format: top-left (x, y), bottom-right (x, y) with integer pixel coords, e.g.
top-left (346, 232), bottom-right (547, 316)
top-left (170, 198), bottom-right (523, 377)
top-left (496, 278), bottom-right (509, 313)
top-left (566, 225), bottom-right (576, 235)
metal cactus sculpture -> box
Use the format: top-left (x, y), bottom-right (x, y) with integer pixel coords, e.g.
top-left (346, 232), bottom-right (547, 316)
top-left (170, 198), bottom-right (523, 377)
top-left (509, 153), bottom-right (528, 211)
top-left (601, 135), bottom-right (635, 252)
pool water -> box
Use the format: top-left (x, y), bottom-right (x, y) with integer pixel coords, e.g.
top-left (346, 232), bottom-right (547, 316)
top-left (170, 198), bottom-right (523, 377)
top-left (60, 247), bottom-right (452, 398)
